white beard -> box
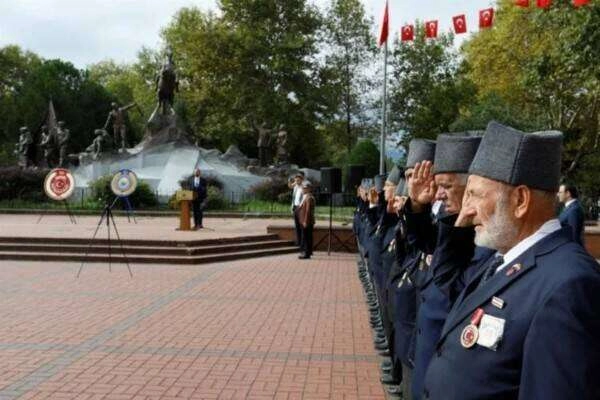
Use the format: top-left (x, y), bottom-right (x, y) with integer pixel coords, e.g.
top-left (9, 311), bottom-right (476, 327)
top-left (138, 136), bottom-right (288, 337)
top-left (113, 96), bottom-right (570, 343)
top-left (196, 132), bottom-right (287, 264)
top-left (474, 196), bottom-right (518, 251)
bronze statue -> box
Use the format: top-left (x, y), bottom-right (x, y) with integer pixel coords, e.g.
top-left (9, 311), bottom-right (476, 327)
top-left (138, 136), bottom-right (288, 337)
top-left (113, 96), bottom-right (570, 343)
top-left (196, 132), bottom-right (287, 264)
top-left (85, 128), bottom-right (112, 160)
top-left (275, 124), bottom-right (289, 165)
top-left (56, 121), bottom-right (70, 167)
top-left (104, 102), bottom-right (136, 152)
top-left (253, 121), bottom-right (273, 167)
top-left (39, 125), bottom-right (57, 167)
top-left (14, 126), bottom-right (34, 168)
top-left (155, 49), bottom-right (179, 115)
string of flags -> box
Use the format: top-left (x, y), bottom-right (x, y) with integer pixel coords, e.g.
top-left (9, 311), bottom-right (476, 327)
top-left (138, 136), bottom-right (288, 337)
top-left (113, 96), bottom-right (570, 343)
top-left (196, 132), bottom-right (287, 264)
top-left (380, 0), bottom-right (592, 44)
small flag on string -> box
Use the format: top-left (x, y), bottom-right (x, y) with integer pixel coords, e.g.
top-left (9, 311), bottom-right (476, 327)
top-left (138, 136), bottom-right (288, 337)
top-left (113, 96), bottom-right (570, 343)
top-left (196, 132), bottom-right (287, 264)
top-left (479, 8), bottom-right (494, 29)
top-left (573, 0), bottom-right (590, 6)
top-left (515, 0), bottom-right (530, 7)
top-left (537, 0), bottom-right (551, 8)
top-left (401, 24), bottom-right (414, 41)
top-left (378, 1), bottom-right (389, 47)
top-left (425, 20), bottom-right (438, 38)
top-left (453, 14), bottom-right (467, 34)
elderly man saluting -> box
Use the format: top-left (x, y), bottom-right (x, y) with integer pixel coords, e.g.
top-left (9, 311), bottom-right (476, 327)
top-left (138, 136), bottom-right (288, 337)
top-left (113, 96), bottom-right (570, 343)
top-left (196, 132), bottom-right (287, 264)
top-left (422, 122), bottom-right (600, 400)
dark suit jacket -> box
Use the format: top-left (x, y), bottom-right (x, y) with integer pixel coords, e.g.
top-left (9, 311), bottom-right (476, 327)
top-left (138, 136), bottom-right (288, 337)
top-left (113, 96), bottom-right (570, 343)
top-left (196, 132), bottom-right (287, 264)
top-left (423, 227), bottom-right (600, 400)
top-left (188, 177), bottom-right (207, 204)
top-left (559, 199), bottom-right (585, 245)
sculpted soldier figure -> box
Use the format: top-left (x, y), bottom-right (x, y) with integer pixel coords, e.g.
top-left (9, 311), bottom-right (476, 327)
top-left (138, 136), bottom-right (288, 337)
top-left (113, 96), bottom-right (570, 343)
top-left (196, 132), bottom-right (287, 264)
top-left (155, 49), bottom-right (179, 115)
top-left (253, 121), bottom-right (273, 167)
top-left (39, 125), bottom-right (57, 167)
top-left (104, 102), bottom-right (136, 152)
top-left (14, 126), bottom-right (34, 168)
top-left (85, 129), bottom-right (112, 160)
top-left (275, 124), bottom-right (289, 165)
top-left (56, 121), bottom-right (70, 167)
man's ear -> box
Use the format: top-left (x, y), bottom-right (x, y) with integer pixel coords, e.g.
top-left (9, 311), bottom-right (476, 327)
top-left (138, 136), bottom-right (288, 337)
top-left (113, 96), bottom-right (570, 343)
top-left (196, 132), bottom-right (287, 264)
top-left (513, 185), bottom-right (531, 219)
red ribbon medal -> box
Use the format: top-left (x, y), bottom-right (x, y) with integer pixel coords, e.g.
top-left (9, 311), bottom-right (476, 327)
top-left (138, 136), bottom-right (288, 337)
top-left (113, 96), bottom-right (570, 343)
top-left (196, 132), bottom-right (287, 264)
top-left (460, 308), bottom-right (484, 348)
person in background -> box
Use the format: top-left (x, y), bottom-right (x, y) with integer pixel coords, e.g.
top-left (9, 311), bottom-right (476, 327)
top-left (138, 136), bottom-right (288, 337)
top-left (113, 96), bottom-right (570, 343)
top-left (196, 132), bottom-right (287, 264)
top-left (190, 168), bottom-right (207, 230)
top-left (297, 180), bottom-right (315, 259)
top-left (557, 183), bottom-right (586, 245)
top-left (290, 172), bottom-right (305, 246)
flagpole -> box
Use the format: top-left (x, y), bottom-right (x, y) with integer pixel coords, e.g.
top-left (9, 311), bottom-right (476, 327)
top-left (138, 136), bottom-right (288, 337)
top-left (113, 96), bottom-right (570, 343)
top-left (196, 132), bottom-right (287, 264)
top-left (379, 40), bottom-right (388, 175)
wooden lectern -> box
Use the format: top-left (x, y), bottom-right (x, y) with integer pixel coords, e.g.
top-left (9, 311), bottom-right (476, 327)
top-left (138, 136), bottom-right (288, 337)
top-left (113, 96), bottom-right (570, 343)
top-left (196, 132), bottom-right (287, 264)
top-left (176, 190), bottom-right (196, 231)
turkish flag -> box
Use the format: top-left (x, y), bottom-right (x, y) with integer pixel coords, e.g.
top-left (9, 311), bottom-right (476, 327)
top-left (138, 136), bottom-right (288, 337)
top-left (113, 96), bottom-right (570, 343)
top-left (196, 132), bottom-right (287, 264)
top-left (573, 0), bottom-right (590, 6)
top-left (537, 0), bottom-right (551, 7)
top-left (479, 8), bottom-right (494, 29)
top-left (378, 1), bottom-right (389, 47)
top-left (453, 15), bottom-right (467, 34)
top-left (425, 20), bottom-right (438, 38)
top-left (400, 24), bottom-right (414, 41)
top-left (515, 0), bottom-right (529, 6)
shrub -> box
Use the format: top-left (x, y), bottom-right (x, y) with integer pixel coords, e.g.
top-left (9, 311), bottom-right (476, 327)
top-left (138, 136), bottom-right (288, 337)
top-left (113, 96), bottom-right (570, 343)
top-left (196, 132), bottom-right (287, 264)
top-left (0, 166), bottom-right (49, 202)
top-left (89, 175), bottom-right (158, 208)
top-left (179, 174), bottom-right (223, 190)
top-left (205, 186), bottom-right (227, 210)
top-left (249, 177), bottom-right (290, 203)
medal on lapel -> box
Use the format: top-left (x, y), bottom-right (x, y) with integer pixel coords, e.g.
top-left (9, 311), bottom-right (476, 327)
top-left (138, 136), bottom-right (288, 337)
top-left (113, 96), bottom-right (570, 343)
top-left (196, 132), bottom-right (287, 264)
top-left (460, 308), bottom-right (484, 349)
top-left (505, 263), bottom-right (522, 277)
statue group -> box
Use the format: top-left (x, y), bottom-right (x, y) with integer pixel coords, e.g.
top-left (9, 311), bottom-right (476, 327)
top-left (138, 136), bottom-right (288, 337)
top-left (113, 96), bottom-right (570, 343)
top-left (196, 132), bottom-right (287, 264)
top-left (253, 122), bottom-right (289, 167)
top-left (14, 121), bottom-right (72, 168)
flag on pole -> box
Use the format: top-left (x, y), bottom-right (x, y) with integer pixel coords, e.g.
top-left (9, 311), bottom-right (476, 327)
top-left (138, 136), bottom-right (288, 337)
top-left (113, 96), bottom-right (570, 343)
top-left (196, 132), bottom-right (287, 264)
top-left (537, 0), bottom-right (552, 8)
top-left (453, 15), bottom-right (467, 34)
top-left (573, 0), bottom-right (590, 6)
top-left (401, 25), bottom-right (414, 41)
top-left (378, 1), bottom-right (389, 47)
top-left (479, 8), bottom-right (494, 29)
top-left (425, 20), bottom-right (438, 38)
top-left (515, 0), bottom-right (530, 7)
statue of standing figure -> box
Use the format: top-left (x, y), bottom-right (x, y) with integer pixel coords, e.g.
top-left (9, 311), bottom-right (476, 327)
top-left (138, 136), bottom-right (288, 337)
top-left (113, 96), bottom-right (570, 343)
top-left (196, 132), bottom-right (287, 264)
top-left (275, 124), bottom-right (289, 165)
top-left (39, 125), bottom-right (57, 167)
top-left (104, 102), bottom-right (137, 152)
top-left (155, 49), bottom-right (179, 115)
top-left (55, 121), bottom-right (71, 167)
top-left (14, 126), bottom-right (34, 168)
top-left (85, 128), bottom-right (112, 160)
top-left (253, 121), bottom-right (273, 167)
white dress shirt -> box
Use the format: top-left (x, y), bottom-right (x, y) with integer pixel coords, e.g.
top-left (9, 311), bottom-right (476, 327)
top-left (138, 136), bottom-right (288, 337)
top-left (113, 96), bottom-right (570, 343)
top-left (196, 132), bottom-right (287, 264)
top-left (495, 219), bottom-right (562, 273)
top-left (292, 185), bottom-right (303, 207)
top-left (565, 199), bottom-right (576, 208)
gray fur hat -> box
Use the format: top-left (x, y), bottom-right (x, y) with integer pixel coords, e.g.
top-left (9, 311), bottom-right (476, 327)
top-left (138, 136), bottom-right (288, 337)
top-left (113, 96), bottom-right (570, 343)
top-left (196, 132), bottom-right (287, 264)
top-left (406, 139), bottom-right (436, 169)
top-left (433, 134), bottom-right (482, 174)
top-left (394, 178), bottom-right (407, 196)
top-left (374, 174), bottom-right (387, 192)
top-left (468, 121), bottom-right (563, 192)
top-left (386, 166), bottom-right (402, 185)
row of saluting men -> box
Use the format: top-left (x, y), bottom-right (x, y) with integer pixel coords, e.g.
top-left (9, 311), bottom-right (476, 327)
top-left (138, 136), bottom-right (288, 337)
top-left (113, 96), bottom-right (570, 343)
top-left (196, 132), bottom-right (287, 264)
top-left (353, 121), bottom-right (599, 400)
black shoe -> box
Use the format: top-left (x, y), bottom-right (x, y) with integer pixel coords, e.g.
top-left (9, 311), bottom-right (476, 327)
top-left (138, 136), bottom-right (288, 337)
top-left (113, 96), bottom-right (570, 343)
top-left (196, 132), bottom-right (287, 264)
top-left (374, 342), bottom-right (388, 351)
top-left (379, 373), bottom-right (399, 385)
top-left (387, 385), bottom-right (403, 398)
top-left (298, 254), bottom-right (310, 259)
top-left (380, 359), bottom-right (392, 369)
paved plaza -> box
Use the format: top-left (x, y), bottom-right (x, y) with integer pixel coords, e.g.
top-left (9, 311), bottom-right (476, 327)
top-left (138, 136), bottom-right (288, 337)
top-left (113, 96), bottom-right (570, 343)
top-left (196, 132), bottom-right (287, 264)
top-left (0, 253), bottom-right (384, 399)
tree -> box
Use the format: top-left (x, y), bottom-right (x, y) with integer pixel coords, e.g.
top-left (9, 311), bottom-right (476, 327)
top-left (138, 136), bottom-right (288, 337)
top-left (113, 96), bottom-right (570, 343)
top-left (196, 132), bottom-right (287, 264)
top-left (461, 0), bottom-right (600, 177)
top-left (346, 139), bottom-right (380, 177)
top-left (320, 0), bottom-right (377, 152)
top-left (388, 24), bottom-right (475, 143)
top-left (161, 1), bottom-right (330, 167)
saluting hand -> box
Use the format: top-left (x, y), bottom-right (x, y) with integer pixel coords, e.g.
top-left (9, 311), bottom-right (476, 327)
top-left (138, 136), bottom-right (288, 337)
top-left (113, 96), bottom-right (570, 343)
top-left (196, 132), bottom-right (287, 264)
top-left (409, 161), bottom-right (436, 211)
top-left (368, 188), bottom-right (379, 205)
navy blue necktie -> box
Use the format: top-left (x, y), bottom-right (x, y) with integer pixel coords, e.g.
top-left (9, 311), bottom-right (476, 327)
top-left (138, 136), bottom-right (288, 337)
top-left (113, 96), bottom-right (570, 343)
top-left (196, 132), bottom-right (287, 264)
top-left (477, 255), bottom-right (504, 289)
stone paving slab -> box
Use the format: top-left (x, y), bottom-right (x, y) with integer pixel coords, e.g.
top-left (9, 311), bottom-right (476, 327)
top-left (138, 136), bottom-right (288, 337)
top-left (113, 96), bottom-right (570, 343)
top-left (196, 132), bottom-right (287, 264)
top-left (0, 214), bottom-right (348, 243)
top-left (0, 254), bottom-right (384, 399)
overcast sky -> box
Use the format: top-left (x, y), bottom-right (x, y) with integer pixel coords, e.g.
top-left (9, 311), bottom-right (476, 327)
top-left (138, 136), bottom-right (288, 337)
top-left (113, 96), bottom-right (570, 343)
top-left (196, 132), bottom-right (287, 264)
top-left (0, 0), bottom-right (496, 69)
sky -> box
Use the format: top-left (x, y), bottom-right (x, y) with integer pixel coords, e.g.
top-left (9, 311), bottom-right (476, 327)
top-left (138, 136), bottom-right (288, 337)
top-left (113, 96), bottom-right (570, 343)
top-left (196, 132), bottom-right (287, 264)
top-left (0, 0), bottom-right (497, 69)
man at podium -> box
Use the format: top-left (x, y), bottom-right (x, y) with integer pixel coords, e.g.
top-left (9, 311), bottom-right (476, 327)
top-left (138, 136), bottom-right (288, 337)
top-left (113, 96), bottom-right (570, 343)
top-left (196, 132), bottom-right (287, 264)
top-left (189, 168), bottom-right (207, 229)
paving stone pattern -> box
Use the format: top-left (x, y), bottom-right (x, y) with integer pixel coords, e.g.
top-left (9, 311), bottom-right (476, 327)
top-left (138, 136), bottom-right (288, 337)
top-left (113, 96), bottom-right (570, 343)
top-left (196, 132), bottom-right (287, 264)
top-left (0, 254), bottom-right (384, 400)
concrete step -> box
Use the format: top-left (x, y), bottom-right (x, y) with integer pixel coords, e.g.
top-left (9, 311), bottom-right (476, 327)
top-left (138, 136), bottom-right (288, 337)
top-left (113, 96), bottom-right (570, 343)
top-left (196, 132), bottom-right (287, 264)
top-left (0, 246), bottom-right (300, 265)
top-left (0, 240), bottom-right (294, 256)
top-left (0, 233), bottom-right (280, 248)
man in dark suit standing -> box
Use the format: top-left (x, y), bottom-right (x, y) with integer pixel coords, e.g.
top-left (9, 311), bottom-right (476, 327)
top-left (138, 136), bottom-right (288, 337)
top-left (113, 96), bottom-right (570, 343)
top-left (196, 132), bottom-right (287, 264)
top-left (557, 183), bottom-right (585, 245)
top-left (189, 168), bottom-right (207, 230)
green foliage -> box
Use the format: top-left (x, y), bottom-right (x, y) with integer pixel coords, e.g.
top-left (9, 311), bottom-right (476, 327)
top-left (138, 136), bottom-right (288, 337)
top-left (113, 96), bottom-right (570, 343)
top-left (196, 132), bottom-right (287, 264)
top-left (346, 139), bottom-right (380, 177)
top-left (389, 24), bottom-right (475, 142)
top-left (249, 177), bottom-right (290, 202)
top-left (89, 175), bottom-right (158, 208)
top-left (205, 186), bottom-right (227, 209)
top-left (0, 166), bottom-right (48, 201)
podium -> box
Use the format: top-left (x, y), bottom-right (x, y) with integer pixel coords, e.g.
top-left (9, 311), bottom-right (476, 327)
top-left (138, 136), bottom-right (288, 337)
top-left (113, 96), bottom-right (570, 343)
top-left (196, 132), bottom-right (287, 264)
top-left (176, 190), bottom-right (196, 231)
